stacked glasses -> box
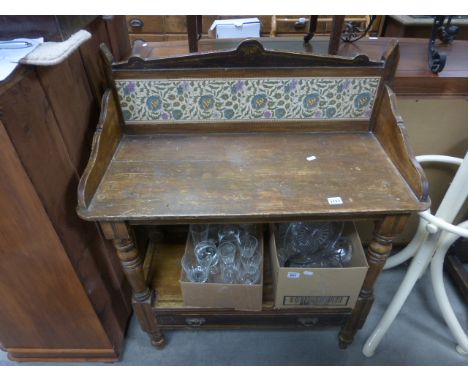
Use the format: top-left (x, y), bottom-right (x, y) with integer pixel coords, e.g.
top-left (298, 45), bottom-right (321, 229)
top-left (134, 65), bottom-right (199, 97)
top-left (181, 224), bottom-right (262, 285)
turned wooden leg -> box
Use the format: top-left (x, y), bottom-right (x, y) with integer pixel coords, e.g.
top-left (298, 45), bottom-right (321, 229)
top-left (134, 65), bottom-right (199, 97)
top-left (101, 222), bottom-right (165, 348)
top-left (338, 215), bottom-right (409, 349)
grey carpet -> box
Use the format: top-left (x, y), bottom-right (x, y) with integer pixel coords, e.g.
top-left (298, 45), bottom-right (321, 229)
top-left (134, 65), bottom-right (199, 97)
top-left (1, 263), bottom-right (467, 365)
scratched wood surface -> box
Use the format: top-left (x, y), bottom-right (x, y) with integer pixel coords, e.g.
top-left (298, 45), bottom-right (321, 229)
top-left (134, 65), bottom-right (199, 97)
top-left (78, 131), bottom-right (423, 222)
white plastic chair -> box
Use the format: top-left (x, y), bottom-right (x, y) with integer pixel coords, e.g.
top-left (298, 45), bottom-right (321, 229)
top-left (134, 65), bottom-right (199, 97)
top-left (362, 152), bottom-right (468, 357)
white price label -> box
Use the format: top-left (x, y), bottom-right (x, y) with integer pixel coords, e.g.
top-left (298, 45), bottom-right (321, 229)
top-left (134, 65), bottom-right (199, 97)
top-left (328, 196), bottom-right (343, 205)
top-left (303, 271), bottom-right (314, 276)
top-left (287, 272), bottom-right (301, 279)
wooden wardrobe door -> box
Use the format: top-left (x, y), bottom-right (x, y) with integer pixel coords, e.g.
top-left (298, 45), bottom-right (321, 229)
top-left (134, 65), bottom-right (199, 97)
top-left (0, 121), bottom-right (116, 361)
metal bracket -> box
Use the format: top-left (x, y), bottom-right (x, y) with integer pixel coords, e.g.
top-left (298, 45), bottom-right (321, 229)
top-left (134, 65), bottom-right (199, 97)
top-left (341, 16), bottom-right (377, 43)
top-left (428, 16), bottom-right (459, 74)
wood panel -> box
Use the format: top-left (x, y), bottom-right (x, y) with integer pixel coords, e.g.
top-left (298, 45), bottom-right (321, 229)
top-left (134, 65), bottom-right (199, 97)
top-left (122, 120), bottom-right (370, 134)
top-left (0, 16), bottom-right (133, 361)
top-left (129, 33), bottom-right (188, 45)
top-left (373, 85), bottom-right (429, 203)
top-left (0, 120), bottom-right (114, 358)
top-left (129, 33), bottom-right (166, 44)
top-left (35, 51), bottom-right (96, 174)
top-left (0, 68), bottom-right (130, 358)
top-left (104, 16), bottom-right (132, 61)
top-left (78, 90), bottom-right (123, 209)
top-left (79, 17), bottom-right (113, 107)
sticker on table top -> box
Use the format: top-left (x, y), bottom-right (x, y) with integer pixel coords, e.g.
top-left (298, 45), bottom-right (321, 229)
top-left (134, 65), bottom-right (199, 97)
top-left (303, 271), bottom-right (314, 276)
top-left (306, 155), bottom-right (317, 161)
top-left (287, 271), bottom-right (301, 279)
top-left (327, 196), bottom-right (343, 205)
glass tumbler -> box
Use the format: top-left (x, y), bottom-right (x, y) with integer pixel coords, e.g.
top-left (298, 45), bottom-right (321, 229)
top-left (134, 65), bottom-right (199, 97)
top-left (240, 253), bottom-right (262, 284)
top-left (190, 224), bottom-right (209, 245)
top-left (241, 251), bottom-right (262, 268)
top-left (218, 239), bottom-right (238, 265)
top-left (194, 240), bottom-right (218, 267)
top-left (240, 233), bottom-right (258, 260)
top-left (181, 254), bottom-right (209, 283)
top-left (221, 262), bottom-right (239, 284)
top-left (218, 224), bottom-right (241, 244)
top-left (208, 258), bottom-right (221, 283)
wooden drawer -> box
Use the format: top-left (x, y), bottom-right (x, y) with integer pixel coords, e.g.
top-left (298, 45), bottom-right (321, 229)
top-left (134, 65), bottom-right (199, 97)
top-left (126, 16), bottom-right (165, 34)
top-left (129, 33), bottom-right (188, 45)
top-left (127, 16), bottom-right (272, 37)
top-left (129, 33), bottom-right (165, 45)
top-left (155, 310), bottom-right (350, 329)
top-left (274, 15), bottom-right (311, 34)
top-left (163, 16), bottom-right (187, 33)
top-left (126, 16), bottom-right (190, 35)
top-left (126, 16), bottom-right (372, 39)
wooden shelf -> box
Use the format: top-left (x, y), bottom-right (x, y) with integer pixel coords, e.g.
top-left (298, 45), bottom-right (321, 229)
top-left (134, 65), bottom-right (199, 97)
top-left (144, 229), bottom-right (352, 330)
top-left (81, 131), bottom-right (423, 223)
top-left (145, 230), bottom-right (276, 310)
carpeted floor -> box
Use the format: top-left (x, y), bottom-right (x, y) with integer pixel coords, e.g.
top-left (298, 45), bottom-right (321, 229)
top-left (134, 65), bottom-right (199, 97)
top-left (1, 262), bottom-right (467, 366)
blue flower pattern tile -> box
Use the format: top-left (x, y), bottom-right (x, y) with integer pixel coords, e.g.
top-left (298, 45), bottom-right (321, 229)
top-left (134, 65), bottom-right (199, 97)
top-left (116, 77), bottom-right (380, 123)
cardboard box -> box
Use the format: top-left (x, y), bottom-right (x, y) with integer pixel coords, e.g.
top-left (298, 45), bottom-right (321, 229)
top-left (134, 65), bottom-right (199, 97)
top-left (180, 227), bottom-right (263, 311)
top-left (269, 222), bottom-right (368, 309)
top-left (208, 18), bottom-right (261, 39)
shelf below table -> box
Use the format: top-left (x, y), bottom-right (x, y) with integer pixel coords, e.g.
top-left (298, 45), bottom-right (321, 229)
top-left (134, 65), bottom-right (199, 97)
top-left (144, 230), bottom-right (352, 330)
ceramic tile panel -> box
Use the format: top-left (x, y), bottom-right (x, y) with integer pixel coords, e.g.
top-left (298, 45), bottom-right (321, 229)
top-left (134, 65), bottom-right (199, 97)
top-left (116, 77), bottom-right (381, 123)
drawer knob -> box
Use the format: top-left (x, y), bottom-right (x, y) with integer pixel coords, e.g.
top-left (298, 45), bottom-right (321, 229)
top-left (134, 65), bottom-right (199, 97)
top-left (185, 317), bottom-right (206, 327)
top-left (298, 317), bottom-right (319, 327)
top-left (129, 18), bottom-right (144, 28)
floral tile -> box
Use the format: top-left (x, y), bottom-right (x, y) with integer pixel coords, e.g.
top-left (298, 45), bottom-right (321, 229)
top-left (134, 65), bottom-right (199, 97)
top-left (116, 77), bottom-right (380, 123)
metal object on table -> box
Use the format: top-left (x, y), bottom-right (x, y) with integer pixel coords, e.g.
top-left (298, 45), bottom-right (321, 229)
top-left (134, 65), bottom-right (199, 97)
top-left (304, 16), bottom-right (376, 53)
top-left (341, 16), bottom-right (377, 42)
top-left (428, 16), bottom-right (460, 74)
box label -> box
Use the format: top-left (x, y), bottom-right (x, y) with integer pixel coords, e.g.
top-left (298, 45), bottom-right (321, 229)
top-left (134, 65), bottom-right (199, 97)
top-left (283, 295), bottom-right (350, 306)
top-left (287, 272), bottom-right (301, 279)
